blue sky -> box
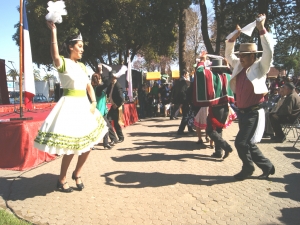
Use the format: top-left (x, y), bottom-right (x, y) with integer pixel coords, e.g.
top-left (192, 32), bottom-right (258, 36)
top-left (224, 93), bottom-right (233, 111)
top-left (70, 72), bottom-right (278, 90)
top-left (0, 0), bottom-right (20, 71)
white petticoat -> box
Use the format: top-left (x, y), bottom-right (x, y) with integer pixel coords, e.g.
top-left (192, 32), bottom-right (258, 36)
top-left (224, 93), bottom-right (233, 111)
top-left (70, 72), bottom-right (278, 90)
top-left (34, 95), bottom-right (108, 155)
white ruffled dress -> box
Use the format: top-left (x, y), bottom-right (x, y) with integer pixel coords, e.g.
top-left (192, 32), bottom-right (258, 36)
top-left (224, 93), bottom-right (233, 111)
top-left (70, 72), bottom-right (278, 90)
top-left (34, 57), bottom-right (108, 155)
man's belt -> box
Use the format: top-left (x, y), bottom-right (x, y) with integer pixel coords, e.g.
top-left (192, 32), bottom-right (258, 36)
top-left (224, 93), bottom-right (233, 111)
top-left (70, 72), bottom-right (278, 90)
top-left (239, 104), bottom-right (262, 114)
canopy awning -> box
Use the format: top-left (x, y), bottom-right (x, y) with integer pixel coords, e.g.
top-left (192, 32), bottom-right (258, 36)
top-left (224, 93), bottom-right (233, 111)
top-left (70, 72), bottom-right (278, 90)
top-left (146, 72), bottom-right (161, 80)
top-left (172, 70), bottom-right (180, 79)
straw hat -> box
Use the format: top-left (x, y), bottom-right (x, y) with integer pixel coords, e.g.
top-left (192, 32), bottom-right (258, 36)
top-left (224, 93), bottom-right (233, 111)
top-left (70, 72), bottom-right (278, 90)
top-left (234, 43), bottom-right (263, 54)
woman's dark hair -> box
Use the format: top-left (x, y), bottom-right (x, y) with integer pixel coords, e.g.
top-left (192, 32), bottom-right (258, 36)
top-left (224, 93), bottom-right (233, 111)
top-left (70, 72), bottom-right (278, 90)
top-left (60, 32), bottom-right (81, 58)
top-left (91, 73), bottom-right (100, 87)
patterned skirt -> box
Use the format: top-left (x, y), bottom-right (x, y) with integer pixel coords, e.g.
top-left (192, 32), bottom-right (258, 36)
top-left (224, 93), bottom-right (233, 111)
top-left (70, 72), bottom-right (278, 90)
top-left (34, 94), bottom-right (108, 155)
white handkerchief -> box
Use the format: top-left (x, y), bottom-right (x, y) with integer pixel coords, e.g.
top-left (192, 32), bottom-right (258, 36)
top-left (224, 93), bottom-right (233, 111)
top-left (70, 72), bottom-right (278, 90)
top-left (206, 54), bottom-right (224, 60)
top-left (250, 108), bottom-right (265, 144)
top-left (241, 21), bottom-right (256, 36)
top-left (114, 65), bottom-right (128, 78)
top-left (226, 15), bottom-right (266, 39)
top-left (226, 30), bottom-right (238, 40)
top-left (45, 1), bottom-right (67, 24)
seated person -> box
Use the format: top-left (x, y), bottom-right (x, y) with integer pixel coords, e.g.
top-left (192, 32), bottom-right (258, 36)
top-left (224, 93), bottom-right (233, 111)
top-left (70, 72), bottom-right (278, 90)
top-left (269, 83), bottom-right (300, 142)
top-left (267, 87), bottom-right (280, 110)
top-left (264, 86), bottom-right (286, 138)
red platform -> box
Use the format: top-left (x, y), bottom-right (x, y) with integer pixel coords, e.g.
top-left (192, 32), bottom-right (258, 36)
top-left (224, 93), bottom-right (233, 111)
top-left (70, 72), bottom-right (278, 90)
top-left (0, 103), bottom-right (138, 171)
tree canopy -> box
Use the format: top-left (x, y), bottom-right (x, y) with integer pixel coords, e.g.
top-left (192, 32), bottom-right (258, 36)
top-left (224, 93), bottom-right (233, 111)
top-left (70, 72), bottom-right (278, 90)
top-left (13, 0), bottom-right (181, 71)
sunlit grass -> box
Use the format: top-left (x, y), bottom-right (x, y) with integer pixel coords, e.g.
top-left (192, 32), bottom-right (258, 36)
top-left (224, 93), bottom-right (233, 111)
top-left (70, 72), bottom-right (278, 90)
top-left (0, 208), bottom-right (32, 225)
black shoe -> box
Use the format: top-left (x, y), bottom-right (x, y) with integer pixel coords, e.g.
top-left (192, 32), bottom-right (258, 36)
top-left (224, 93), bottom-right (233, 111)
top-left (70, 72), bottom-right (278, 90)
top-left (272, 136), bottom-right (286, 143)
top-left (110, 140), bottom-right (117, 146)
top-left (57, 180), bottom-right (73, 193)
top-left (177, 131), bottom-right (186, 135)
top-left (103, 143), bottom-right (112, 149)
top-left (118, 138), bottom-right (124, 143)
top-left (72, 172), bottom-right (84, 191)
top-left (233, 171), bottom-right (253, 181)
top-left (257, 165), bottom-right (275, 179)
top-left (196, 139), bottom-right (204, 144)
top-left (211, 152), bottom-right (222, 158)
top-left (188, 129), bottom-right (196, 133)
top-left (223, 148), bottom-right (233, 159)
top-left (170, 117), bottom-right (175, 120)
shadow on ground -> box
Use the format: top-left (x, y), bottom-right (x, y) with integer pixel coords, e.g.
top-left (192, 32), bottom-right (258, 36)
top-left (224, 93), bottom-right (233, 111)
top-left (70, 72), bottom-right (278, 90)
top-left (0, 173), bottom-right (57, 201)
top-left (127, 131), bottom-right (197, 139)
top-left (111, 153), bottom-right (221, 162)
top-left (270, 173), bottom-right (300, 225)
top-left (102, 171), bottom-right (235, 188)
top-left (117, 140), bottom-right (209, 151)
top-left (269, 145), bottom-right (300, 225)
top-left (274, 146), bottom-right (300, 152)
top-left (147, 124), bottom-right (179, 128)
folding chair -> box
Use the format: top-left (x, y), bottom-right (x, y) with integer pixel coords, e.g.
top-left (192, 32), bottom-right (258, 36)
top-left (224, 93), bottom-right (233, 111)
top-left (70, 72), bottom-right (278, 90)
top-left (280, 113), bottom-right (300, 147)
top-left (293, 124), bottom-right (300, 147)
top-left (281, 113), bottom-right (300, 138)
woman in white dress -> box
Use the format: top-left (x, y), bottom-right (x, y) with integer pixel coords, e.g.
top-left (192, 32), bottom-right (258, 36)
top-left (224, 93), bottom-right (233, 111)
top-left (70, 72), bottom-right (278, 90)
top-left (194, 107), bottom-right (214, 148)
top-left (34, 21), bottom-right (108, 193)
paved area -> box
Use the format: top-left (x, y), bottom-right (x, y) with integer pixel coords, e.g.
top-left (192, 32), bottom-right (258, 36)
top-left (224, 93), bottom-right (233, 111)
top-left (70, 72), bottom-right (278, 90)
top-left (0, 117), bottom-right (300, 225)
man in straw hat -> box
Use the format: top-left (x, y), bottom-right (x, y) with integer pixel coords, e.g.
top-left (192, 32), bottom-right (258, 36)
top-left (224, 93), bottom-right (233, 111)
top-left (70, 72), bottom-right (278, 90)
top-left (225, 14), bottom-right (275, 180)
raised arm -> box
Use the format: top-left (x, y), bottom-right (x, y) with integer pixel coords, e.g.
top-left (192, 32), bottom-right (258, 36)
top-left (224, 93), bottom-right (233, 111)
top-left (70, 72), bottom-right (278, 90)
top-left (225, 25), bottom-right (241, 69)
top-left (256, 14), bottom-right (274, 77)
top-left (46, 21), bottom-right (62, 68)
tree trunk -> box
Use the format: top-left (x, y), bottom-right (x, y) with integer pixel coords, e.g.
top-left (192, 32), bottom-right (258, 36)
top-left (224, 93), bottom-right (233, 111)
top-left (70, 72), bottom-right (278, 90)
top-left (119, 50), bottom-right (123, 65)
top-left (199, 0), bottom-right (214, 54)
top-left (179, 7), bottom-right (187, 75)
top-left (214, 0), bottom-right (226, 55)
top-left (108, 49), bottom-right (112, 65)
top-left (257, 0), bottom-right (269, 55)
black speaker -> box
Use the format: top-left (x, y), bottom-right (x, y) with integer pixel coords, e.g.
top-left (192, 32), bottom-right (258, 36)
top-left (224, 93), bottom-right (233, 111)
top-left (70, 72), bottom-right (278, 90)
top-left (54, 83), bottom-right (63, 102)
top-left (132, 70), bottom-right (143, 89)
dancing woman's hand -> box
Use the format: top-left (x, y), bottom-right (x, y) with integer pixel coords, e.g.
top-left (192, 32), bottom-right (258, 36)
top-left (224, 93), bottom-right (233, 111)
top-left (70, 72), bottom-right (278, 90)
top-left (46, 21), bottom-right (56, 32)
top-left (90, 102), bottom-right (97, 114)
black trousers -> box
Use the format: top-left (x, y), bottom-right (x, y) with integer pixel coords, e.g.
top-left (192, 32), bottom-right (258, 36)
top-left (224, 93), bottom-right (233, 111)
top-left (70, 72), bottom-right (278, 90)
top-left (269, 113), bottom-right (293, 138)
top-left (235, 110), bottom-right (273, 173)
top-left (206, 105), bottom-right (232, 155)
top-left (107, 107), bottom-right (124, 140)
top-left (178, 104), bottom-right (193, 132)
top-left (170, 103), bottom-right (179, 118)
top-left (103, 114), bottom-right (118, 145)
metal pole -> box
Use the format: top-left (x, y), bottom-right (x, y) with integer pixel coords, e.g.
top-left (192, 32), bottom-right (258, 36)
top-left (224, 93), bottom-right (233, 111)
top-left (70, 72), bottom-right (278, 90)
top-left (19, 0), bottom-right (23, 117)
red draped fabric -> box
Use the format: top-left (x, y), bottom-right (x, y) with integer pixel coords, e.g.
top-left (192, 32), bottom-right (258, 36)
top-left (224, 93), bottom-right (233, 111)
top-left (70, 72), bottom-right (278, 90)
top-left (0, 103), bottom-right (138, 171)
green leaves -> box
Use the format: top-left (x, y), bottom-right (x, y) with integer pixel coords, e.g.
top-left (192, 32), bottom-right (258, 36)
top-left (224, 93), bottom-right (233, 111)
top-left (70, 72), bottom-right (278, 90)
top-left (13, 0), bottom-right (181, 71)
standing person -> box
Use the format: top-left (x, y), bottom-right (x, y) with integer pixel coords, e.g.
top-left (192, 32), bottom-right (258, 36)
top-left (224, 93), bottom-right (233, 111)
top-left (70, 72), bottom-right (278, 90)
top-left (106, 72), bottom-right (125, 143)
top-left (194, 57), bottom-right (235, 159)
top-left (92, 66), bottom-right (119, 149)
top-left (194, 106), bottom-right (213, 147)
top-left (225, 14), bottom-right (275, 180)
top-left (34, 22), bottom-right (108, 192)
top-left (176, 70), bottom-right (194, 134)
top-left (137, 85), bottom-right (147, 119)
